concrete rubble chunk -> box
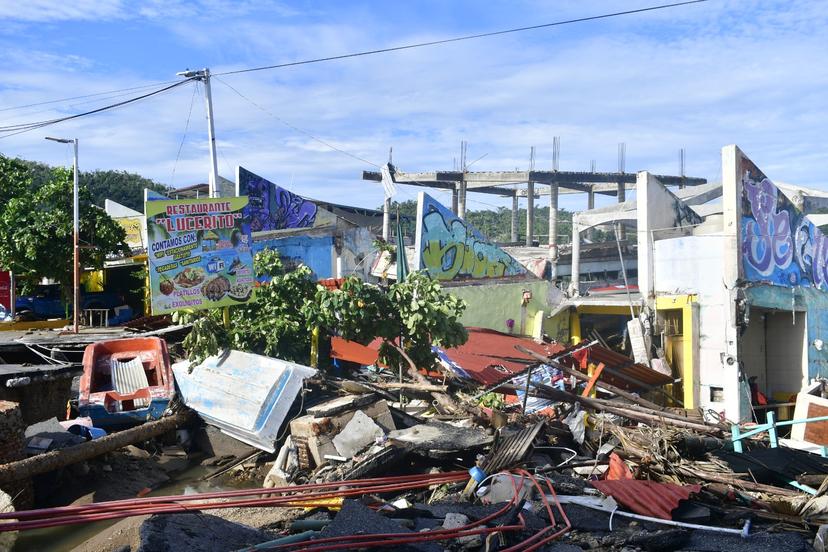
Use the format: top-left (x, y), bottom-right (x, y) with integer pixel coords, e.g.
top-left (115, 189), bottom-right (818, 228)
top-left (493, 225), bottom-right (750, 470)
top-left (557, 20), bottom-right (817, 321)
top-left (442, 512), bottom-right (482, 549)
top-left (387, 420), bottom-right (493, 454)
top-left (332, 409), bottom-right (384, 459)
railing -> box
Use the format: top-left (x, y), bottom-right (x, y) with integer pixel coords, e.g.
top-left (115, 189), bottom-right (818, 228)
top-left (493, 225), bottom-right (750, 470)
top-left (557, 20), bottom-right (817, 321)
top-left (731, 410), bottom-right (828, 495)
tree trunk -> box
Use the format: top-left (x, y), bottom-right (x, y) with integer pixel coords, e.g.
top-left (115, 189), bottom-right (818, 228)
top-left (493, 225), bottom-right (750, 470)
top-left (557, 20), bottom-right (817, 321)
top-left (0, 410), bottom-right (195, 485)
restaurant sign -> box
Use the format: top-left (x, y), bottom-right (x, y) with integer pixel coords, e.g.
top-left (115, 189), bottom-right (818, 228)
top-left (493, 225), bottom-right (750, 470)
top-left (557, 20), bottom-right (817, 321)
top-left (146, 197), bottom-right (255, 314)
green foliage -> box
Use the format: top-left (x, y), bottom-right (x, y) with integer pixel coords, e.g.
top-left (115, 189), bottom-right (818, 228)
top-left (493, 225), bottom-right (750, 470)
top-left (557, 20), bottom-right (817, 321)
top-left (478, 392), bottom-right (505, 410)
top-left (19, 159), bottom-right (169, 212)
top-left (304, 270), bottom-right (468, 370)
top-left (0, 156), bottom-right (129, 295)
top-left (177, 249), bottom-right (317, 365)
top-left (181, 251), bottom-right (468, 371)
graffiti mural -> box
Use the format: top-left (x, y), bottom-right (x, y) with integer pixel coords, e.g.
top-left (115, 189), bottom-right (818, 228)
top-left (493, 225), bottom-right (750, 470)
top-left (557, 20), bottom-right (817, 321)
top-left (415, 193), bottom-right (528, 281)
top-left (236, 166), bottom-right (334, 236)
top-left (740, 155), bottom-right (828, 288)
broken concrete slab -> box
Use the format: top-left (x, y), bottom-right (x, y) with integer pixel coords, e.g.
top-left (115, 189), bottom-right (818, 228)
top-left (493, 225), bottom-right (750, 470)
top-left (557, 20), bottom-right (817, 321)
top-left (387, 420), bottom-right (493, 455)
top-left (290, 397), bottom-right (395, 468)
top-left (332, 410), bottom-right (384, 459)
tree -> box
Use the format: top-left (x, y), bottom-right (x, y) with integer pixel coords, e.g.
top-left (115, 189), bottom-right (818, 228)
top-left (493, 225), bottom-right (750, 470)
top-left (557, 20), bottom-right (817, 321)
top-left (19, 159), bottom-right (169, 212)
top-left (179, 251), bottom-right (468, 370)
top-left (0, 156), bottom-right (129, 298)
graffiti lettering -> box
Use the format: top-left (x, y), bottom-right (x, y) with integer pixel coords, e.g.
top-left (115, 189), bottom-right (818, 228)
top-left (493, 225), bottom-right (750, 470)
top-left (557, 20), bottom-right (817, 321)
top-left (742, 177), bottom-right (793, 276)
top-left (741, 156), bottom-right (828, 290)
top-left (238, 167), bottom-right (318, 233)
top-left (418, 194), bottom-right (527, 281)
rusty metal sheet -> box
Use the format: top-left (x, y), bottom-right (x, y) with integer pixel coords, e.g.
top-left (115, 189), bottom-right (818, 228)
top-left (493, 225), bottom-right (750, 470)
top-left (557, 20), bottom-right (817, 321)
top-left (591, 479), bottom-right (701, 520)
top-left (565, 344), bottom-right (673, 390)
top-left (330, 336), bottom-right (381, 367)
top-left (435, 328), bottom-right (564, 386)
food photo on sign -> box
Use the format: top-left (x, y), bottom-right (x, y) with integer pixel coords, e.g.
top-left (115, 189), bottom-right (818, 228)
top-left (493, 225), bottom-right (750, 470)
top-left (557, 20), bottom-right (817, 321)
top-left (145, 197), bottom-right (256, 315)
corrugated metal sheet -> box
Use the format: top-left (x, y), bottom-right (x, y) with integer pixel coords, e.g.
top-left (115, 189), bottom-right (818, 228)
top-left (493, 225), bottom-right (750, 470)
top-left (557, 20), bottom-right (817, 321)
top-left (566, 344), bottom-right (673, 390)
top-left (436, 328), bottom-right (564, 386)
top-left (111, 357), bottom-right (150, 407)
top-left (330, 328), bottom-right (563, 387)
top-left (484, 421), bottom-right (545, 473)
top-left (331, 337), bottom-right (380, 366)
top-left (591, 480), bottom-right (701, 520)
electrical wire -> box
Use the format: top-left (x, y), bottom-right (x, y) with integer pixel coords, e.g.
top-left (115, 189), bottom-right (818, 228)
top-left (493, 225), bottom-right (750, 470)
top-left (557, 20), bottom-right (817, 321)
top-left (215, 1), bottom-right (708, 77)
top-left (0, 79), bottom-right (182, 114)
top-left (213, 76), bottom-right (381, 168)
top-left (171, 81), bottom-right (199, 185)
top-left (0, 79), bottom-right (195, 139)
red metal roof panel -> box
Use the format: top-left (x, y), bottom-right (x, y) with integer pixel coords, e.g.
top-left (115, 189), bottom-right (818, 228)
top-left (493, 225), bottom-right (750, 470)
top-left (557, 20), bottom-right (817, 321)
top-left (591, 479), bottom-right (701, 520)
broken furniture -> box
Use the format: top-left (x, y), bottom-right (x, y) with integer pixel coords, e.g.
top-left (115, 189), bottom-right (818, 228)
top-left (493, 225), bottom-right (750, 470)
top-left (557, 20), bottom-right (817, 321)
top-left (79, 337), bottom-right (174, 429)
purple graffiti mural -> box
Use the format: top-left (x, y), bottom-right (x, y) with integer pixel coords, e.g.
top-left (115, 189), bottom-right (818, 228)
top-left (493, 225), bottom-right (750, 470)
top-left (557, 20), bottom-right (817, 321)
top-left (237, 167), bottom-right (318, 233)
top-left (742, 176), bottom-right (793, 276)
top-left (741, 155), bottom-right (828, 289)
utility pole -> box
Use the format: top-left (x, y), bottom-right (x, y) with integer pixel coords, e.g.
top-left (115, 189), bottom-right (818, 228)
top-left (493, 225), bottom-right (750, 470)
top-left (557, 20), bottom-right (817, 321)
top-left (177, 68), bottom-right (219, 198)
top-left (45, 136), bottom-right (80, 333)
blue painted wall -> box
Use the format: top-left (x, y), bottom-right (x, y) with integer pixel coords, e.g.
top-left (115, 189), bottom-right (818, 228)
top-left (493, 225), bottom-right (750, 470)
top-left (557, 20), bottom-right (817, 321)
top-left (746, 283), bottom-right (828, 380)
top-left (251, 235), bottom-right (333, 281)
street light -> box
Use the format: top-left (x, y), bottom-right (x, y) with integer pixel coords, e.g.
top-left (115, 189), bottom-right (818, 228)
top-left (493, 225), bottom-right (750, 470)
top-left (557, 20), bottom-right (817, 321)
top-left (45, 136), bottom-right (80, 334)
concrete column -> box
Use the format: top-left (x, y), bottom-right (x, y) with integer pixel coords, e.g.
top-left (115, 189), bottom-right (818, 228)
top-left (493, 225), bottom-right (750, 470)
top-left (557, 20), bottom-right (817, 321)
top-left (587, 188), bottom-right (596, 241)
top-left (526, 180), bottom-right (534, 246)
top-left (457, 178), bottom-right (467, 220)
top-left (451, 187), bottom-right (459, 214)
top-left (637, 172), bottom-right (655, 300)
top-left (548, 182), bottom-right (559, 258)
top-left (382, 197), bottom-right (391, 241)
top-left (511, 195), bottom-right (519, 243)
top-left (616, 180), bottom-right (626, 240)
top-left (721, 144), bottom-right (745, 422)
top-left (570, 220), bottom-right (581, 295)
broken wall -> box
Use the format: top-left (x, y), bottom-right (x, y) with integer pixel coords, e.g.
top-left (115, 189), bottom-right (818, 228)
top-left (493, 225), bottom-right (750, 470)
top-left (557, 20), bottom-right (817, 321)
top-left (653, 235), bottom-right (727, 413)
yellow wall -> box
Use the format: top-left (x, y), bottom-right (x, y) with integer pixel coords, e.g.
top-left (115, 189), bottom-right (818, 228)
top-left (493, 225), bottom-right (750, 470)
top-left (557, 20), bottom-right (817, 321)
top-left (655, 295), bottom-right (699, 408)
top-left (81, 270), bottom-right (104, 292)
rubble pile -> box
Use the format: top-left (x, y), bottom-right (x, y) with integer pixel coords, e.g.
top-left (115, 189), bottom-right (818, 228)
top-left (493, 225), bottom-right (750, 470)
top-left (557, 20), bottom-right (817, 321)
top-left (2, 329), bottom-right (828, 551)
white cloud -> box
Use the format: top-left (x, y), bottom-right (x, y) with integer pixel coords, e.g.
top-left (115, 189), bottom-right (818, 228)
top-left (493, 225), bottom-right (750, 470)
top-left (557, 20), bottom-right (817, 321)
top-left (0, 0), bottom-right (125, 22)
top-left (0, 1), bottom-right (826, 211)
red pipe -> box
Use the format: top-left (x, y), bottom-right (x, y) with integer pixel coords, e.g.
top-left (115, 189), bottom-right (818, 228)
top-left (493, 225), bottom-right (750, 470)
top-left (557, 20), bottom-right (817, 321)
top-left (283, 472), bottom-right (527, 551)
top-left (0, 470), bottom-right (468, 521)
top-left (0, 473), bottom-right (469, 532)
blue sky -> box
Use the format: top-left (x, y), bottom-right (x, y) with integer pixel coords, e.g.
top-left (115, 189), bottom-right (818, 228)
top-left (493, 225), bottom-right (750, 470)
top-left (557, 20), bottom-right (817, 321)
top-left (0, 0), bottom-right (826, 212)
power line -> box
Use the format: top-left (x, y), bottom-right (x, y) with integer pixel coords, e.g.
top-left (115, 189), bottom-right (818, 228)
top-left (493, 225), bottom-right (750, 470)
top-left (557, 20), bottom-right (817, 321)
top-left (214, 76), bottom-right (381, 168)
top-left (0, 80), bottom-right (181, 114)
top-left (0, 1), bottom-right (706, 139)
top-left (0, 79), bottom-right (195, 139)
top-left (215, 1), bottom-right (707, 77)
top-left (171, 81), bottom-right (199, 185)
